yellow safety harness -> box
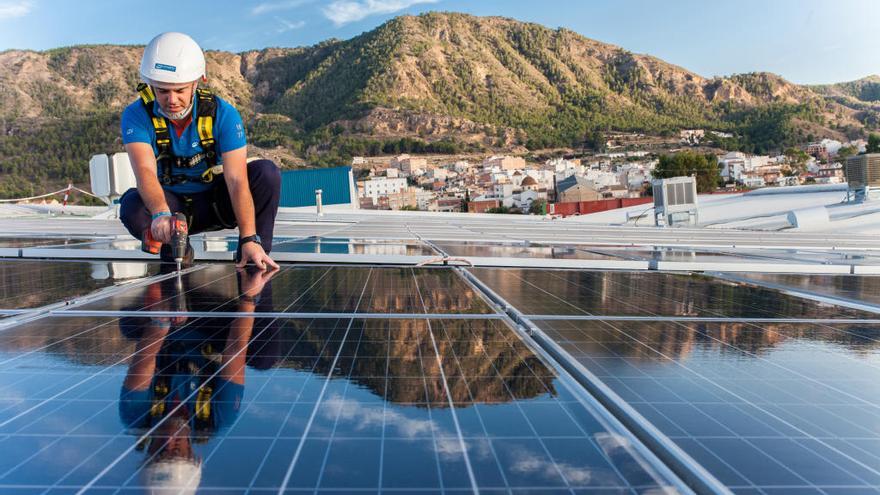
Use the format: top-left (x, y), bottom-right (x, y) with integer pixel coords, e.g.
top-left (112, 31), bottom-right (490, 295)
top-left (136, 83), bottom-right (223, 185)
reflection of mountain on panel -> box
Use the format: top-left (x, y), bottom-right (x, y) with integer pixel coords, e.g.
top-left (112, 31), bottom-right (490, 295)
top-left (281, 319), bottom-right (556, 406)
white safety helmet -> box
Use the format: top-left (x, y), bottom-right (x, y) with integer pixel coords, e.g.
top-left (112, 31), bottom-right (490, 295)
top-left (140, 32), bottom-right (206, 85)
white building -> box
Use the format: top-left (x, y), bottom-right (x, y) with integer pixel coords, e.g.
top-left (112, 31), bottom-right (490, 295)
top-left (525, 169), bottom-right (555, 190)
top-left (359, 177), bottom-right (408, 202)
top-left (583, 168), bottom-right (619, 188)
top-left (391, 154), bottom-right (427, 175)
top-left (493, 183), bottom-right (515, 199)
top-left (483, 155), bottom-right (526, 171)
top-left (513, 189), bottom-right (547, 211)
top-left (821, 138), bottom-right (843, 156)
top-left (428, 167), bottom-right (450, 181)
top-left (416, 189), bottom-right (436, 210)
top-left (385, 168), bottom-right (400, 178)
top-left (742, 176), bottom-right (766, 188)
top-left (453, 160), bottom-right (471, 173)
top-left (720, 152), bottom-right (771, 182)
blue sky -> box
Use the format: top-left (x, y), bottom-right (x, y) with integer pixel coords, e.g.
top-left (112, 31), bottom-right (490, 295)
top-left (0, 0), bottom-right (877, 85)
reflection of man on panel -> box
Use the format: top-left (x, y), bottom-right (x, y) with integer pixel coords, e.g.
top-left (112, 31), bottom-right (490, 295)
top-left (118, 267), bottom-right (278, 493)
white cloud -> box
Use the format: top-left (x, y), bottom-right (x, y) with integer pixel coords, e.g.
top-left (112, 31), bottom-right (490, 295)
top-left (251, 0), bottom-right (312, 16)
top-left (275, 16), bottom-right (306, 33)
top-left (0, 1), bottom-right (32, 20)
top-left (322, 0), bottom-right (439, 26)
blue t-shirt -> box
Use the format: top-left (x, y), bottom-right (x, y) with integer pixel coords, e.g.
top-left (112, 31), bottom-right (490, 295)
top-left (120, 94), bottom-right (247, 194)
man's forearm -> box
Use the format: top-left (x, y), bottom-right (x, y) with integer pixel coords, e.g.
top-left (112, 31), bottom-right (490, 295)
top-left (138, 178), bottom-right (170, 215)
top-left (228, 180), bottom-right (257, 237)
top-left (125, 143), bottom-right (169, 215)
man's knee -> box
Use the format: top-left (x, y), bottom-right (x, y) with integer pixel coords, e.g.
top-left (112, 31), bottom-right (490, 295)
top-left (119, 188), bottom-right (146, 237)
top-left (247, 159), bottom-right (281, 193)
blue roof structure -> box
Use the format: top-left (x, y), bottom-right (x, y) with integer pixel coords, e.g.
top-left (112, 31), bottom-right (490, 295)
top-left (279, 166), bottom-right (355, 207)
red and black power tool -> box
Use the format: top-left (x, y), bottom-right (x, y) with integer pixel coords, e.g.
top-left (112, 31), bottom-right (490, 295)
top-left (142, 212), bottom-right (189, 271)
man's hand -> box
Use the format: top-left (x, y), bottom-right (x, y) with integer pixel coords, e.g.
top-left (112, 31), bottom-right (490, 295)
top-left (150, 215), bottom-right (174, 243)
top-left (236, 241), bottom-right (279, 270)
top-left (238, 263), bottom-right (279, 298)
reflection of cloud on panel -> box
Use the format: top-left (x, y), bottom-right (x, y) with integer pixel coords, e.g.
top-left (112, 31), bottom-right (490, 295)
top-left (322, 394), bottom-right (465, 457)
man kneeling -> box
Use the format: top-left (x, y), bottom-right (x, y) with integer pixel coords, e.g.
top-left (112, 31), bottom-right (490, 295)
top-left (119, 32), bottom-right (279, 270)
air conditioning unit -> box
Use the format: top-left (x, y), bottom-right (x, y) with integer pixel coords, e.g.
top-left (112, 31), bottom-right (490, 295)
top-left (89, 153), bottom-right (137, 204)
top-left (653, 176), bottom-right (698, 226)
top-left (845, 154), bottom-right (880, 201)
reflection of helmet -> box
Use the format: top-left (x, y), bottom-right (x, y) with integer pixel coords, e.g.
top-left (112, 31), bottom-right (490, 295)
top-left (140, 32), bottom-right (206, 85)
top-left (140, 458), bottom-right (202, 495)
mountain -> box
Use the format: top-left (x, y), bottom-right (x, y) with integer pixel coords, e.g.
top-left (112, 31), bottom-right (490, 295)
top-left (810, 75), bottom-right (880, 102)
top-left (0, 12), bottom-right (876, 198)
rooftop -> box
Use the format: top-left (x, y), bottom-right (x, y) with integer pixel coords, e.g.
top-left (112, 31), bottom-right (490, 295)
top-left (0, 198), bottom-right (878, 494)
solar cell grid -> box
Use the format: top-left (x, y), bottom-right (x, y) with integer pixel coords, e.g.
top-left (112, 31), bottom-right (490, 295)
top-left (72, 265), bottom-right (493, 315)
top-left (731, 272), bottom-right (880, 308)
top-left (0, 268), bottom-right (679, 494)
top-left (12, 246), bottom-right (876, 494)
top-left (0, 260), bottom-right (159, 310)
top-left (471, 267), bottom-right (875, 318)
top-left (533, 318), bottom-right (880, 492)
top-left (0, 237), bottom-right (98, 248)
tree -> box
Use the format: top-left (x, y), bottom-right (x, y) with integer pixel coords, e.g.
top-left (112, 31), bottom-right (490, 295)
top-left (868, 133), bottom-right (880, 153)
top-left (837, 145), bottom-right (857, 160)
top-left (653, 151), bottom-right (720, 193)
top-left (784, 147), bottom-right (810, 175)
top-left (529, 199), bottom-right (547, 215)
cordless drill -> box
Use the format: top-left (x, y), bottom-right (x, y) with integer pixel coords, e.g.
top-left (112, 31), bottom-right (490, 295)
top-left (141, 212), bottom-right (189, 271)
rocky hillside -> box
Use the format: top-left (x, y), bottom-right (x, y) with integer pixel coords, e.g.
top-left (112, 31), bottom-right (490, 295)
top-left (0, 12), bottom-right (877, 198)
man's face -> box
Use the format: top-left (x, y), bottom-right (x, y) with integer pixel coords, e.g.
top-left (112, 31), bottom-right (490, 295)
top-left (152, 81), bottom-right (197, 119)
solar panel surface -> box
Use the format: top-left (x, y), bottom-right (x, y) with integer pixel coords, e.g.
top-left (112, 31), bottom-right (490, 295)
top-left (0, 260), bottom-right (160, 310)
top-left (470, 267), bottom-right (875, 318)
top-left (73, 266), bottom-right (494, 315)
top-left (532, 319), bottom-right (880, 493)
top-left (0, 314), bottom-right (679, 493)
top-left (733, 273), bottom-right (880, 307)
top-left (1, 226), bottom-right (879, 494)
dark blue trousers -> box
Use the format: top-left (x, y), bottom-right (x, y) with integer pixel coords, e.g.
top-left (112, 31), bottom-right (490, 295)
top-left (120, 159), bottom-right (281, 252)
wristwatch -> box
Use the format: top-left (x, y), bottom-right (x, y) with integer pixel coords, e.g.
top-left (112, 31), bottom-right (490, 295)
top-left (239, 234), bottom-right (262, 247)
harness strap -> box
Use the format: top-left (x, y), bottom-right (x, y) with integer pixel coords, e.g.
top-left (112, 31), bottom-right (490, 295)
top-left (136, 84), bottom-right (222, 185)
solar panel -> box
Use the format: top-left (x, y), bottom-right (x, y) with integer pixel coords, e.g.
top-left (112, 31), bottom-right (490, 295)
top-left (470, 267), bottom-right (875, 318)
top-left (0, 236), bottom-right (99, 248)
top-left (4, 214), bottom-right (879, 494)
top-left (435, 242), bottom-right (621, 261)
top-left (733, 273), bottom-right (880, 308)
top-left (0, 260), bottom-right (160, 310)
top-left (0, 315), bottom-right (681, 493)
top-left (73, 265), bottom-right (494, 315)
top-left (532, 318), bottom-right (880, 492)
top-left (271, 241), bottom-right (437, 256)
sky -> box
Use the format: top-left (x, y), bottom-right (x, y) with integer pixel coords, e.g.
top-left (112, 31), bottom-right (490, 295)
top-left (0, 0), bottom-right (878, 85)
